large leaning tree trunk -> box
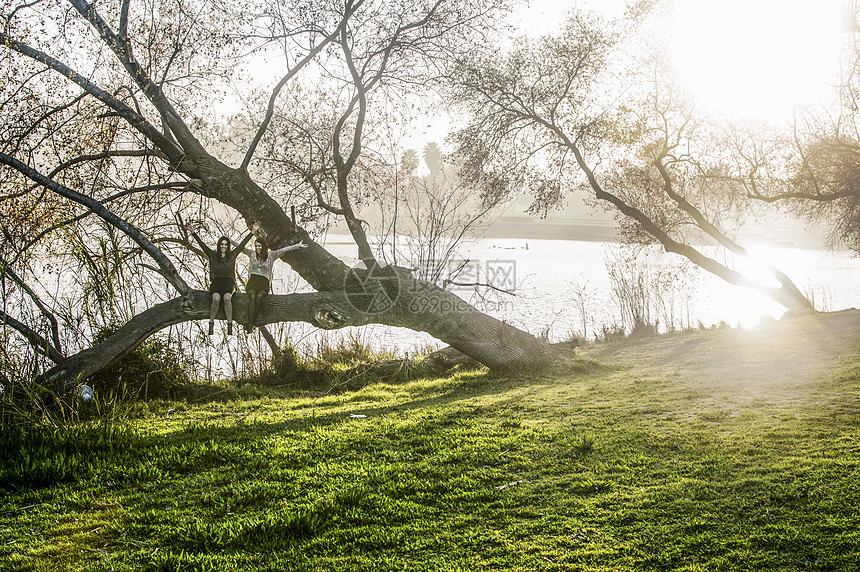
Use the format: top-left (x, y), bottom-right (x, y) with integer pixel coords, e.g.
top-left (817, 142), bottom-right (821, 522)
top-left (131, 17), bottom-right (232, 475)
top-left (0, 0), bottom-right (556, 394)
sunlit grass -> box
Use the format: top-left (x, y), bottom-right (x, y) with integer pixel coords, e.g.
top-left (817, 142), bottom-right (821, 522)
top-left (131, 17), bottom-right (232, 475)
top-left (3, 316), bottom-right (860, 571)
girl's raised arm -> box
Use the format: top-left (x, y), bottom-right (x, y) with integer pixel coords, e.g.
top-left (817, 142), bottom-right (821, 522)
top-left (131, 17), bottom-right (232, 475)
top-left (185, 223), bottom-right (212, 256)
top-left (234, 231), bottom-right (254, 256)
top-left (271, 241), bottom-right (308, 259)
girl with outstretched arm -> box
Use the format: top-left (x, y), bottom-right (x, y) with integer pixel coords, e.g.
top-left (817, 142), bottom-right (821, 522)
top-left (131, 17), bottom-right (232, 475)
top-left (185, 222), bottom-right (254, 335)
top-left (244, 236), bottom-right (307, 332)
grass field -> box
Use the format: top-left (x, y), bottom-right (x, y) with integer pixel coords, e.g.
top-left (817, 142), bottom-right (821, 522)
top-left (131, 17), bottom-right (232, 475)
top-left (2, 311), bottom-right (860, 571)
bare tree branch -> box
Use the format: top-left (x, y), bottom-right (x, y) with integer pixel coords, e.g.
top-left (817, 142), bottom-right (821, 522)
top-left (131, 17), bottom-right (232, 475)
top-left (240, 0), bottom-right (368, 171)
top-left (0, 152), bottom-right (193, 301)
top-left (47, 149), bottom-right (168, 180)
top-left (0, 309), bottom-right (65, 364)
top-left (67, 0), bottom-right (205, 158)
top-left (0, 31), bottom-right (184, 161)
top-left (0, 256), bottom-right (63, 355)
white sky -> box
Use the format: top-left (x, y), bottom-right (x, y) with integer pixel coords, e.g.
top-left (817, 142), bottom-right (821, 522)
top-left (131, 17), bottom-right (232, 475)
top-left (405, 0), bottom-right (850, 149)
top-left (668, 0), bottom-right (846, 120)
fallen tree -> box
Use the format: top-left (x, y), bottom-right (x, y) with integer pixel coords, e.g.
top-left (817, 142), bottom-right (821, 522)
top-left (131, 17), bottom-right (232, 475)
top-left (40, 281), bottom-right (554, 393)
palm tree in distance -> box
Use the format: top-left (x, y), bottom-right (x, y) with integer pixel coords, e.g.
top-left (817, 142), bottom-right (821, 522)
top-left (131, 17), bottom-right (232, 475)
top-left (423, 142), bottom-right (443, 179)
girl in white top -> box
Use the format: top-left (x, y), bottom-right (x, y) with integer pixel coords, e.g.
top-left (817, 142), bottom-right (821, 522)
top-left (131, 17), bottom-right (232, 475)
top-left (244, 237), bottom-right (307, 332)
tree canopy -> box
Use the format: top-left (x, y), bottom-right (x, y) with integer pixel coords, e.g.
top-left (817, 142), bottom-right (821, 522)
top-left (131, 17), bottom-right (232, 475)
top-left (446, 2), bottom-right (858, 314)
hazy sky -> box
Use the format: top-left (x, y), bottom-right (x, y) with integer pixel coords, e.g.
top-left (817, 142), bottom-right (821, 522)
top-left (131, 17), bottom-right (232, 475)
top-left (669, 0), bottom-right (845, 119)
top-left (229, 1), bottom-right (849, 157)
top-left (404, 0), bottom-right (848, 149)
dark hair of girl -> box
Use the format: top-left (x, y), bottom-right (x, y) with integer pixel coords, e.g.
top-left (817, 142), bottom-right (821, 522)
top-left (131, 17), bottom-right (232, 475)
top-left (256, 239), bottom-right (269, 261)
top-left (217, 236), bottom-right (230, 260)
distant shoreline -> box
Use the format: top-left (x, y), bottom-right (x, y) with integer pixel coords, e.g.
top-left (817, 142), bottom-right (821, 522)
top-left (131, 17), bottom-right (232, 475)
top-left (484, 217), bottom-right (620, 242)
top-left (325, 217), bottom-right (830, 249)
top-left (482, 216), bottom-right (828, 249)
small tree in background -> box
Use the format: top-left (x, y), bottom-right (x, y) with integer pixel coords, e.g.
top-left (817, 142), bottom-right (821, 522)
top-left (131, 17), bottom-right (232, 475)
top-left (447, 5), bottom-right (816, 314)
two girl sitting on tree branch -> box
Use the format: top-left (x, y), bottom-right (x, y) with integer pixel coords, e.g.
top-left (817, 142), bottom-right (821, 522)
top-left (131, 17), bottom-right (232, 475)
top-left (185, 221), bottom-right (307, 335)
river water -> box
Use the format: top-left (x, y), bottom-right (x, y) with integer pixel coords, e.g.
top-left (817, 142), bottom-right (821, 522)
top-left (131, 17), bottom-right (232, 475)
top-left (293, 236), bottom-right (860, 353)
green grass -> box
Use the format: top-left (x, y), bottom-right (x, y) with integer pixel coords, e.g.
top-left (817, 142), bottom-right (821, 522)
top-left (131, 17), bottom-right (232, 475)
top-left (3, 315), bottom-right (860, 571)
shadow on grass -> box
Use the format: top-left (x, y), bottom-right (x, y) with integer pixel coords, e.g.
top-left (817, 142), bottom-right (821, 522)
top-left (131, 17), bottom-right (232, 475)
top-left (160, 356), bottom-right (610, 439)
top-left (1, 356), bottom-right (607, 494)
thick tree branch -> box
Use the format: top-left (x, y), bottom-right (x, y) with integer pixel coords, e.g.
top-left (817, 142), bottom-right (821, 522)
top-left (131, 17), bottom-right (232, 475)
top-left (41, 290), bottom-right (374, 392)
top-left (258, 325), bottom-right (282, 357)
top-left (119, 0), bottom-right (131, 38)
top-left (0, 309), bottom-right (65, 364)
top-left (0, 257), bottom-right (63, 355)
top-left (333, 32), bottom-right (376, 260)
top-left (653, 155), bottom-right (813, 312)
top-left (42, 279), bottom-right (558, 394)
top-left (308, 176), bottom-right (345, 215)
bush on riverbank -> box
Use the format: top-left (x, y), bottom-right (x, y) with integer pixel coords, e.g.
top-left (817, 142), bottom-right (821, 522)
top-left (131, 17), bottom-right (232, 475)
top-left (0, 331), bottom-right (469, 426)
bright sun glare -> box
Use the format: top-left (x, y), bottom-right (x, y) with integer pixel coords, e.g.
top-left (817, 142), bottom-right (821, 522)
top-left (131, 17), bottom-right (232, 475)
top-left (669, 0), bottom-right (846, 119)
